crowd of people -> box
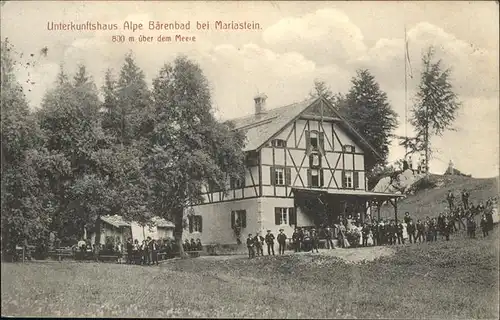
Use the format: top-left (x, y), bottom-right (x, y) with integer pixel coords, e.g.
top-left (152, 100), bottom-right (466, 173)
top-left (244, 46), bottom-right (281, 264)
top-left (244, 191), bottom-right (496, 258)
top-left (76, 236), bottom-right (197, 265)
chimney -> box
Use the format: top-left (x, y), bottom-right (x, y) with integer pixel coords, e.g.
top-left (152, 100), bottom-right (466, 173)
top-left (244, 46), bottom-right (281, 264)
top-left (254, 93), bottom-right (268, 116)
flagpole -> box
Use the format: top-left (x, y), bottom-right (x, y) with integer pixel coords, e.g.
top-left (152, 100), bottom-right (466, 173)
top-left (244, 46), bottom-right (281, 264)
top-left (404, 25), bottom-right (408, 157)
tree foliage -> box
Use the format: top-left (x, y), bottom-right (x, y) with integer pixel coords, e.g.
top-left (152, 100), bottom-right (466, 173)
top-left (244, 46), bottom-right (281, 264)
top-left (402, 46), bottom-right (461, 172)
top-left (146, 56), bottom-right (246, 255)
top-left (343, 70), bottom-right (398, 172)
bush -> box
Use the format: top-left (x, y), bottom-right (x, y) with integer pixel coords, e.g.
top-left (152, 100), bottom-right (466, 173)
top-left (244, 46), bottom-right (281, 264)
top-left (411, 176), bottom-right (437, 192)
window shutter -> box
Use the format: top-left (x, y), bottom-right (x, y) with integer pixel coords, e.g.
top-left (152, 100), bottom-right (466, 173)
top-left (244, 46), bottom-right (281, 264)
top-left (319, 132), bottom-right (325, 154)
top-left (286, 168), bottom-right (292, 186)
top-left (305, 131), bottom-right (311, 154)
top-left (320, 169), bottom-right (324, 187)
top-left (198, 216), bottom-right (203, 233)
top-left (241, 211), bottom-right (247, 228)
top-left (188, 216), bottom-right (193, 233)
top-left (354, 172), bottom-right (359, 189)
top-left (307, 169), bottom-right (312, 187)
top-left (270, 166), bottom-right (275, 185)
top-left (289, 208), bottom-right (296, 226)
top-left (275, 208), bottom-right (281, 225)
top-left (241, 175), bottom-right (246, 188)
top-left (342, 171), bottom-right (346, 188)
top-left (231, 211), bottom-right (235, 228)
top-left (309, 154), bottom-right (313, 168)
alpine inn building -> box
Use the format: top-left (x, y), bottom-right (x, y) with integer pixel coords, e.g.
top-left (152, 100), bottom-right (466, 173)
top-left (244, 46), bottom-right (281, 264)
top-left (183, 95), bottom-right (402, 245)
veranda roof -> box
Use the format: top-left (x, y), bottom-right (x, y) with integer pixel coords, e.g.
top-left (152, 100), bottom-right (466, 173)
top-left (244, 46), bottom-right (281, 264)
top-left (291, 187), bottom-right (404, 200)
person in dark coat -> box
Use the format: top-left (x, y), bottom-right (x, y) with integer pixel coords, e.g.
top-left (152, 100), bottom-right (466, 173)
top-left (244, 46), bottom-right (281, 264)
top-left (246, 234), bottom-right (255, 258)
top-left (437, 213), bottom-right (445, 240)
top-left (195, 238), bottom-right (203, 251)
top-left (403, 212), bottom-right (412, 224)
top-left (388, 220), bottom-right (397, 245)
top-left (461, 189), bottom-right (470, 210)
top-left (466, 215), bottom-right (476, 239)
top-left (254, 233), bottom-right (264, 256)
top-left (442, 218), bottom-right (451, 241)
top-left (480, 215), bottom-right (489, 237)
top-left (371, 221), bottom-right (379, 246)
top-left (277, 229), bottom-right (287, 255)
top-left (265, 230), bottom-right (275, 256)
top-left (292, 228), bottom-right (300, 252)
top-left (485, 208), bottom-right (494, 232)
top-left (416, 220), bottom-right (425, 243)
top-left (297, 228), bottom-right (304, 252)
top-left (430, 218), bottom-right (438, 242)
top-left (407, 219), bottom-right (416, 244)
top-left (396, 222), bottom-right (404, 245)
top-left (362, 223), bottom-right (370, 247)
top-left (150, 239), bottom-right (159, 265)
top-left (310, 229), bottom-right (319, 253)
top-left (446, 190), bottom-right (455, 211)
top-left (190, 239), bottom-right (197, 251)
top-left (325, 226), bottom-right (335, 249)
top-left (183, 239), bottom-right (191, 252)
top-left (126, 238), bottom-right (133, 264)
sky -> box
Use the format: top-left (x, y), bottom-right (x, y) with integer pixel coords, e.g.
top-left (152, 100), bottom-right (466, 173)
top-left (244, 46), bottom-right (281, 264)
top-left (1, 1), bottom-right (499, 178)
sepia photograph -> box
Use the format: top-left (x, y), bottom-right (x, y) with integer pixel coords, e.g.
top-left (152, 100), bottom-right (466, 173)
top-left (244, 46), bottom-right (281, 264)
top-left (1, 1), bottom-right (499, 318)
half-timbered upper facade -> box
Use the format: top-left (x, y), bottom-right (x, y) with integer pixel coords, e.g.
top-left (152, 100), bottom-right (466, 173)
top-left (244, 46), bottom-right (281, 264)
top-left (183, 94), bottom-right (400, 245)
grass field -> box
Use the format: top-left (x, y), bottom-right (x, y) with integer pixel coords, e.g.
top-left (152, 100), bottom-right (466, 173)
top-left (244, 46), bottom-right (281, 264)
top-left (2, 227), bottom-right (498, 318)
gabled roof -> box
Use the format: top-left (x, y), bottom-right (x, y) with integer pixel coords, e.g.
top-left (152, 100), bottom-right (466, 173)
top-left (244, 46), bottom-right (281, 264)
top-left (227, 96), bottom-right (382, 159)
top-left (229, 98), bottom-right (316, 151)
top-left (100, 215), bottom-right (174, 229)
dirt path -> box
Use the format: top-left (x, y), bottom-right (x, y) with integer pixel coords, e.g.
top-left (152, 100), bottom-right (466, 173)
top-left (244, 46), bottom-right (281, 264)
top-left (199, 246), bottom-right (396, 264)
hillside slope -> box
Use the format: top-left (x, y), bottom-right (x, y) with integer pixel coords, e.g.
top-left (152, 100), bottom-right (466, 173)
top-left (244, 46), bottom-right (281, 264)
top-left (378, 174), bottom-right (499, 220)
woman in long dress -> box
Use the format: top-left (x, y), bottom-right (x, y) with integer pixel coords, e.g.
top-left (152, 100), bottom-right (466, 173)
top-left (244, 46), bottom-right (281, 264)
top-left (402, 222), bottom-right (408, 242)
top-left (338, 222), bottom-right (349, 248)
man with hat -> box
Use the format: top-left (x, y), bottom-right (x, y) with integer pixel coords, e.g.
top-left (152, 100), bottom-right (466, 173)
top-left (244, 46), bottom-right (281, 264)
top-left (310, 228), bottom-right (319, 253)
top-left (246, 233), bottom-right (255, 258)
top-left (264, 230), bottom-right (275, 256)
top-left (254, 232), bottom-right (264, 256)
top-left (277, 229), bottom-right (287, 255)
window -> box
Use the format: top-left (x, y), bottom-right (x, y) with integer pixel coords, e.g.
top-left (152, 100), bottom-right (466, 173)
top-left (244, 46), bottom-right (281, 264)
top-left (188, 215), bottom-right (203, 233)
top-left (342, 171), bottom-right (359, 189)
top-left (274, 207), bottom-right (296, 225)
top-left (344, 171), bottom-right (353, 188)
top-left (310, 131), bottom-right (318, 149)
top-left (343, 145), bottom-right (355, 153)
top-left (230, 176), bottom-right (245, 189)
top-left (231, 210), bottom-right (247, 228)
top-left (272, 139), bottom-right (287, 148)
top-left (275, 168), bottom-right (284, 185)
top-left (311, 169), bottom-right (319, 187)
top-left (308, 169), bottom-right (324, 187)
top-left (309, 153), bottom-right (321, 168)
top-left (306, 131), bottom-right (325, 154)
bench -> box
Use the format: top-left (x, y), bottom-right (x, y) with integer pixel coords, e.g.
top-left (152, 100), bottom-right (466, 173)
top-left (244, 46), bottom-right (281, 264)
top-left (206, 244), bottom-right (217, 256)
top-left (186, 250), bottom-right (202, 258)
top-left (98, 254), bottom-right (119, 262)
top-left (49, 251), bottom-right (73, 261)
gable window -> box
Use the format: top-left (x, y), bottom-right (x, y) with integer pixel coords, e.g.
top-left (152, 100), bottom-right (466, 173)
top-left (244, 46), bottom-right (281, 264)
top-left (310, 131), bottom-right (318, 149)
top-left (188, 215), bottom-right (203, 233)
top-left (274, 207), bottom-right (296, 225)
top-left (309, 153), bottom-right (321, 168)
top-left (306, 130), bottom-right (325, 154)
top-left (270, 166), bottom-right (292, 186)
top-left (230, 176), bottom-right (245, 189)
top-left (272, 139), bottom-right (287, 148)
top-left (343, 145), bottom-right (355, 153)
top-left (231, 210), bottom-right (247, 229)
